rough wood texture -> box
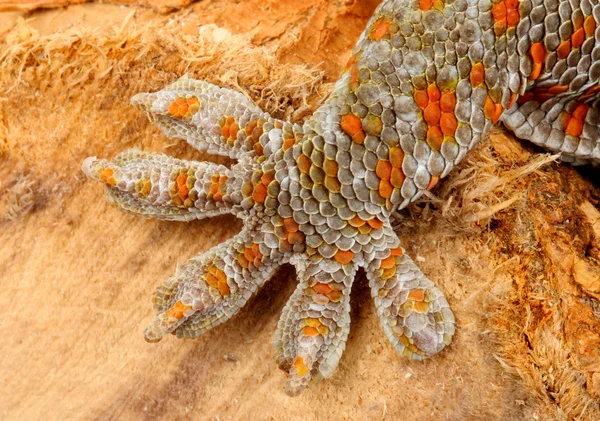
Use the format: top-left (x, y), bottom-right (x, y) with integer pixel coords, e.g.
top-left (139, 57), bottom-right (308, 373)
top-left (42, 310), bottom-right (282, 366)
top-left (1, 1), bottom-right (600, 419)
top-left (0, 0), bottom-right (193, 14)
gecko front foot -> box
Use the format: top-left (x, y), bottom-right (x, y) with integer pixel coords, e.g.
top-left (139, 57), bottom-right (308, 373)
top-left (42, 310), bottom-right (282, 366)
top-left (82, 75), bottom-right (455, 395)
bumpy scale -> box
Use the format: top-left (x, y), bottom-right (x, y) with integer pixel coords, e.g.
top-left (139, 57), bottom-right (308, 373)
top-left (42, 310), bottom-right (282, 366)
top-left (83, 0), bottom-right (600, 396)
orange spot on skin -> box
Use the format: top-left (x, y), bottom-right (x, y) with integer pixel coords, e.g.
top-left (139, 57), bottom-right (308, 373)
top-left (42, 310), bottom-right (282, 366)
top-left (484, 99), bottom-right (501, 122)
top-left (382, 266), bottom-right (397, 280)
top-left (490, 0), bottom-right (520, 30)
top-left (168, 301), bottom-right (191, 320)
top-left (327, 290), bottom-right (343, 303)
top-left (206, 273), bottom-right (219, 288)
top-left (380, 256), bottom-right (396, 269)
top-left (370, 18), bottom-right (391, 41)
top-left (334, 250), bottom-right (354, 265)
top-left (470, 63), bottom-right (485, 87)
top-left (221, 125), bottom-right (230, 139)
top-left (341, 114), bottom-right (366, 144)
top-left (391, 168), bottom-right (405, 188)
top-left (303, 326), bottom-right (320, 337)
top-left (254, 142), bottom-right (264, 156)
top-left (484, 96), bottom-right (496, 120)
top-left (423, 103), bottom-right (441, 126)
top-left (313, 283), bottom-right (333, 295)
top-left (408, 289), bottom-right (426, 302)
top-left (427, 176), bottom-right (440, 190)
top-left (506, 9), bottom-right (520, 26)
top-left (323, 159), bottom-right (339, 177)
top-left (492, 104), bottom-right (504, 124)
top-left (426, 126), bottom-right (443, 150)
top-left (178, 184), bottom-right (189, 201)
top-left (530, 42), bottom-right (545, 63)
top-left (209, 182), bottom-right (219, 196)
top-left (261, 171), bottom-right (274, 186)
top-left (341, 114), bottom-right (362, 136)
top-left (252, 183), bottom-right (267, 203)
top-left (529, 43), bottom-right (545, 80)
top-left (390, 247), bottom-right (404, 256)
top-left (240, 245), bottom-right (263, 269)
top-left (305, 318), bottom-right (321, 327)
top-left (352, 131), bottom-right (366, 145)
top-left (440, 113), bottom-right (457, 136)
top-left (427, 84), bottom-right (441, 102)
top-left (585, 15), bottom-right (597, 37)
top-left (284, 217), bottom-right (299, 233)
top-left (169, 96), bottom-right (200, 120)
top-left (367, 218), bottom-right (384, 230)
top-left (294, 357), bottom-right (309, 377)
top-left (414, 90), bottom-right (429, 109)
top-left (168, 101), bottom-right (179, 117)
top-left (549, 85), bottom-right (569, 95)
top-left (440, 92), bottom-right (456, 112)
top-left (491, 2), bottom-right (506, 20)
top-left (572, 27), bottom-right (585, 49)
top-left (245, 121), bottom-right (257, 136)
top-left (206, 266), bottom-right (231, 295)
top-left (557, 41), bottom-right (571, 59)
top-left (379, 180), bottom-right (393, 199)
top-left (252, 125), bottom-right (264, 140)
top-left (218, 281), bottom-right (230, 296)
top-left (244, 247), bottom-right (256, 263)
top-left (530, 62), bottom-right (543, 80)
top-left (573, 104), bottom-right (589, 120)
top-left (376, 160), bottom-right (392, 181)
top-left (99, 168), bottom-right (117, 186)
top-left (230, 124), bottom-right (239, 139)
top-left (419, 0), bottom-right (434, 10)
top-left (283, 137), bottom-right (295, 151)
top-left (389, 147), bottom-right (404, 168)
top-left (566, 117), bottom-right (584, 137)
top-left (507, 93), bottom-right (517, 109)
top-left (297, 154), bottom-right (311, 174)
top-left (349, 216), bottom-right (366, 228)
top-left (215, 268), bottom-right (227, 284)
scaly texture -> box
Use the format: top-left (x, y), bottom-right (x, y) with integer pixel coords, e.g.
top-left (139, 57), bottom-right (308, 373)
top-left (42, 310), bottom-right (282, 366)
top-left (82, 0), bottom-right (600, 396)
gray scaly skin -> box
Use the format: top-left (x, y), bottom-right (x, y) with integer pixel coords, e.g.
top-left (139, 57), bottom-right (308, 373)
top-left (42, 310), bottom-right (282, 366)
top-left (82, 0), bottom-right (600, 396)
